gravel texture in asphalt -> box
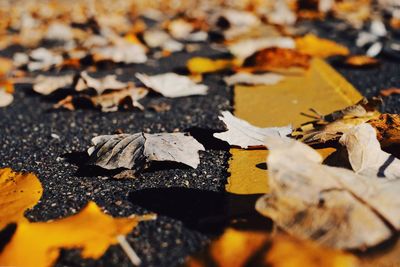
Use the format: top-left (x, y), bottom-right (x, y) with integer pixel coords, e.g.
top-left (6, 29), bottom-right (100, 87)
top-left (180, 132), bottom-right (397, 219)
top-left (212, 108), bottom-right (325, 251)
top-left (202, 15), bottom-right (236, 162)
top-left (0, 22), bottom-right (399, 267)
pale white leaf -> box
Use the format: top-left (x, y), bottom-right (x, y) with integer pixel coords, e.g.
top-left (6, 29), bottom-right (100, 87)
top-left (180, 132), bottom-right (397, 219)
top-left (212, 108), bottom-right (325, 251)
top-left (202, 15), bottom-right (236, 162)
top-left (214, 111), bottom-right (292, 148)
top-left (33, 74), bottom-right (74, 95)
top-left (0, 89), bottom-right (13, 107)
top-left (228, 37), bottom-right (295, 59)
top-left (223, 72), bottom-right (284, 86)
top-left (92, 44), bottom-right (147, 64)
top-left (135, 73), bottom-right (208, 98)
top-left (339, 123), bottom-right (400, 179)
top-left (76, 71), bottom-right (129, 95)
top-left (88, 132), bottom-right (204, 173)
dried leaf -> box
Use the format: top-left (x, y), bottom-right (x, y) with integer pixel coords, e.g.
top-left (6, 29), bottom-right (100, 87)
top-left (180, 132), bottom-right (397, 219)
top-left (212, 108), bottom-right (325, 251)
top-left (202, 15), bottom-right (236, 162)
top-left (227, 37), bottom-right (295, 60)
top-left (213, 111), bottom-right (291, 149)
top-left (92, 44), bottom-right (147, 64)
top-left (380, 87), bottom-right (400, 97)
top-left (0, 201), bottom-right (155, 267)
top-left (345, 55), bottom-right (379, 67)
top-left (185, 229), bottom-right (358, 267)
top-left (135, 72), bottom-right (208, 98)
top-left (33, 74), bottom-right (75, 95)
top-left (257, 136), bottom-right (400, 249)
top-left (292, 98), bottom-right (380, 145)
top-left (368, 114), bottom-right (400, 147)
top-left (0, 168), bottom-right (42, 229)
top-left (187, 57), bottom-right (232, 74)
top-left (223, 72), bottom-right (284, 86)
top-left (88, 132), bottom-right (204, 172)
top-left (55, 86), bottom-right (148, 112)
top-left (295, 34), bottom-right (350, 58)
top-left (0, 87), bottom-right (13, 107)
top-left (340, 123), bottom-right (400, 179)
top-left (143, 30), bottom-right (184, 52)
top-left (241, 48), bottom-right (311, 72)
top-left (76, 71), bottom-right (130, 95)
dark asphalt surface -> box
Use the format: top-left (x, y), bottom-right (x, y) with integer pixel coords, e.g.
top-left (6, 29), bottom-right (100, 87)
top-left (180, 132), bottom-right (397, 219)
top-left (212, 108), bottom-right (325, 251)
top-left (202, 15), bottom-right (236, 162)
top-left (0, 22), bottom-right (399, 267)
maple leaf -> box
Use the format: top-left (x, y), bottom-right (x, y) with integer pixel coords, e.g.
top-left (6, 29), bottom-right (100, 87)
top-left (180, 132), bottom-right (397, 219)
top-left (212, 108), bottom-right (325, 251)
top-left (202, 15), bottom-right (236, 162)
top-left (257, 136), bottom-right (400, 249)
top-left (292, 98), bottom-right (381, 145)
top-left (339, 123), bottom-right (400, 179)
top-left (185, 229), bottom-right (358, 267)
top-left (214, 111), bottom-right (292, 149)
top-left (88, 132), bottom-right (205, 173)
top-left (295, 34), bottom-right (350, 58)
top-left (241, 47), bottom-right (311, 73)
top-left (0, 201), bottom-right (155, 267)
top-left (0, 168), bottom-right (42, 229)
top-left (135, 72), bottom-right (208, 97)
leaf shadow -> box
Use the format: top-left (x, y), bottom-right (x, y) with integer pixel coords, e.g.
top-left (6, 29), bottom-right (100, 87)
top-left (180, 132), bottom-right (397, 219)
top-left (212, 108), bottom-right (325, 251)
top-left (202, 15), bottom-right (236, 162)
top-left (185, 127), bottom-right (230, 150)
top-left (129, 187), bottom-right (270, 235)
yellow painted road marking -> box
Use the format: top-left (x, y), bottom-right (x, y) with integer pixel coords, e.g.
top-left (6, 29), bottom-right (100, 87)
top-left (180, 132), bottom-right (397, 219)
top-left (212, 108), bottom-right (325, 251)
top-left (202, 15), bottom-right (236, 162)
top-left (227, 58), bottom-right (363, 195)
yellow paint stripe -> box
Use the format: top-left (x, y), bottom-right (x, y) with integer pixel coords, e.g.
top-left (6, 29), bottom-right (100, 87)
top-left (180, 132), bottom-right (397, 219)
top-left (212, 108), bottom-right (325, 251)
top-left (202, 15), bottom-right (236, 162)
top-left (227, 58), bottom-right (363, 195)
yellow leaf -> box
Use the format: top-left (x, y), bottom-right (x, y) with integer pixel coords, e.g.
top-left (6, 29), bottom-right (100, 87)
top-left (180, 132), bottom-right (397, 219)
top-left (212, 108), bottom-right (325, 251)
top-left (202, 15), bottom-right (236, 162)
top-left (0, 201), bottom-right (154, 267)
top-left (187, 57), bottom-right (232, 74)
top-left (295, 34), bottom-right (350, 58)
top-left (0, 168), bottom-right (42, 229)
top-left (185, 229), bottom-right (358, 267)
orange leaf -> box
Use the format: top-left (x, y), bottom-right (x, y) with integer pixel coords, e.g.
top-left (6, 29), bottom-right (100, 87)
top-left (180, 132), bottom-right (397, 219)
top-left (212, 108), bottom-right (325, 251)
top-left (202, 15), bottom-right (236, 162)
top-left (0, 201), bottom-right (155, 267)
top-left (185, 229), bottom-right (358, 267)
top-left (295, 34), bottom-right (350, 58)
top-left (187, 57), bottom-right (233, 74)
top-left (345, 55), bottom-right (379, 67)
top-left (0, 168), bottom-right (42, 229)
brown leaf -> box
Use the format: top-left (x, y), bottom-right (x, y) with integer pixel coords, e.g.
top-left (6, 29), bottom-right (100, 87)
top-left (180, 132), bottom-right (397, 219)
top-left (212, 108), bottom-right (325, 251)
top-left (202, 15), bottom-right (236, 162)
top-left (368, 114), bottom-right (400, 147)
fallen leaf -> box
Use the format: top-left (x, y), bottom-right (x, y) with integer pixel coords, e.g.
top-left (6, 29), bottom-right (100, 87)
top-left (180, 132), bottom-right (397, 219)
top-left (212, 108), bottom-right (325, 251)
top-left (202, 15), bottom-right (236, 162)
top-left (292, 98), bottom-right (380, 145)
top-left (0, 168), bottom-right (42, 229)
top-left (295, 34), bottom-right (350, 58)
top-left (0, 87), bottom-right (13, 107)
top-left (88, 132), bottom-right (205, 172)
top-left (213, 111), bottom-right (292, 149)
top-left (76, 71), bottom-right (130, 95)
top-left (241, 48), bottom-right (311, 72)
top-left (380, 87), bottom-right (400, 97)
top-left (345, 55), bottom-right (379, 67)
top-left (55, 86), bottom-right (148, 112)
top-left (143, 30), bottom-right (184, 52)
top-left (26, 48), bottom-right (64, 71)
top-left (257, 136), bottom-right (400, 249)
top-left (185, 228), bottom-right (358, 267)
top-left (33, 74), bottom-right (75, 95)
top-left (339, 123), bottom-right (400, 179)
top-left (135, 72), bottom-right (208, 97)
top-left (187, 57), bottom-right (232, 74)
top-left (223, 72), bottom-right (284, 86)
top-left (92, 43), bottom-right (147, 64)
top-left (227, 37), bottom-right (295, 60)
top-left (0, 201), bottom-right (155, 267)
top-left (368, 113), bottom-right (400, 147)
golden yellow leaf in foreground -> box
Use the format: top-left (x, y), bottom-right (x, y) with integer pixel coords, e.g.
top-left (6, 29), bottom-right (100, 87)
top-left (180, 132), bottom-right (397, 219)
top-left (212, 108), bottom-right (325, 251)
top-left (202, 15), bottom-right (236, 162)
top-left (295, 34), bottom-right (350, 58)
top-left (187, 57), bottom-right (232, 74)
top-left (185, 229), bottom-right (358, 267)
top-left (0, 201), bottom-right (154, 267)
top-left (0, 168), bottom-right (43, 229)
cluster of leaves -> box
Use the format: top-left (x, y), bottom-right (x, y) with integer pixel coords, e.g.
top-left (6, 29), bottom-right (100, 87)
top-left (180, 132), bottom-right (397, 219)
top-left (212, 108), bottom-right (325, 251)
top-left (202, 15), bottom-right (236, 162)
top-left (1, 0), bottom-right (400, 266)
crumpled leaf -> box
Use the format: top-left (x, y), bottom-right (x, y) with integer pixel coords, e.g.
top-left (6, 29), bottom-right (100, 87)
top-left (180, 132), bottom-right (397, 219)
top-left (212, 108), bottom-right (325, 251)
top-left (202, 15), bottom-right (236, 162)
top-left (295, 34), bottom-right (350, 58)
top-left (185, 228), bottom-right (358, 267)
top-left (33, 74), bottom-right (75, 95)
top-left (54, 86), bottom-right (148, 112)
top-left (368, 114), bottom-right (400, 147)
top-left (135, 72), bottom-right (208, 97)
top-left (0, 168), bottom-right (42, 229)
top-left (340, 123), bottom-right (400, 179)
top-left (0, 201), bottom-right (155, 267)
top-left (88, 132), bottom-right (205, 172)
top-left (187, 57), bottom-right (232, 74)
top-left (228, 37), bottom-right (295, 60)
top-left (213, 111), bottom-right (292, 149)
top-left (292, 98), bottom-right (380, 145)
top-left (241, 48), bottom-right (311, 72)
top-left (223, 72), bottom-right (284, 86)
top-left (257, 136), bottom-right (400, 249)
top-left (345, 55), bottom-right (379, 67)
top-left (76, 71), bottom-right (130, 95)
